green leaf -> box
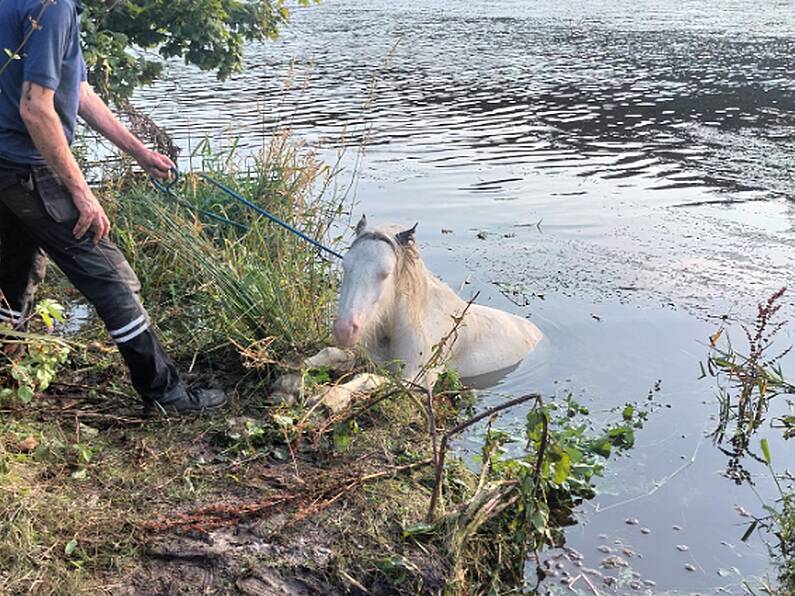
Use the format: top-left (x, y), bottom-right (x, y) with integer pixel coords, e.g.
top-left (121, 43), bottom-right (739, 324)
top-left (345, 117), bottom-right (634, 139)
top-left (64, 539), bottom-right (78, 556)
top-left (529, 505), bottom-right (549, 532)
top-left (760, 438), bottom-right (772, 465)
top-left (622, 404), bottom-right (634, 421)
top-left (403, 522), bottom-right (437, 538)
top-left (587, 437), bottom-right (612, 458)
top-left (17, 385), bottom-right (34, 404)
top-left (712, 357), bottom-right (735, 369)
top-left (272, 414), bottom-right (293, 429)
top-left (39, 310), bottom-right (53, 328)
top-left (553, 452), bottom-right (571, 485)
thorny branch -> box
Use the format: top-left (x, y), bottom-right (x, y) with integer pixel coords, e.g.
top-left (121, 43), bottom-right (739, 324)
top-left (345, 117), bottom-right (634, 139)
top-left (142, 459), bottom-right (432, 535)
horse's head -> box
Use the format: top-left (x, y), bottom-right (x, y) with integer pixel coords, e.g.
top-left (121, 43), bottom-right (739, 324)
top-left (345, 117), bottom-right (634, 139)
top-left (333, 216), bottom-right (418, 347)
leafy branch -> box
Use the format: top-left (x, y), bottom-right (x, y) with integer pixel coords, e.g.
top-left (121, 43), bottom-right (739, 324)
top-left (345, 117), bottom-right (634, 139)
top-left (0, 299), bottom-right (72, 404)
top-left (0, 0), bottom-right (54, 82)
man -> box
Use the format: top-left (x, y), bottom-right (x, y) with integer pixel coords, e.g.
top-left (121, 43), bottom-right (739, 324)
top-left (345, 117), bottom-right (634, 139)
top-left (0, 0), bottom-right (226, 413)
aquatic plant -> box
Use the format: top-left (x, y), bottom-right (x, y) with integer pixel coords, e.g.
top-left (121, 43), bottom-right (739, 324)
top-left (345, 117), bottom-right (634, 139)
top-left (429, 394), bottom-right (646, 591)
top-left (703, 287), bottom-right (795, 593)
top-left (750, 443), bottom-right (795, 594)
top-left (703, 287), bottom-right (794, 479)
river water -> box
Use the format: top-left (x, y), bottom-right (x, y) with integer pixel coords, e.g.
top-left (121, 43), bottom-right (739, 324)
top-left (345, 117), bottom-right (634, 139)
top-left (135, 1), bottom-right (795, 593)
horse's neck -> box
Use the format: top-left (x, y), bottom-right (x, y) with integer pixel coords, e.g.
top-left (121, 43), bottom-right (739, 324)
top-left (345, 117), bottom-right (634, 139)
top-left (372, 256), bottom-right (467, 359)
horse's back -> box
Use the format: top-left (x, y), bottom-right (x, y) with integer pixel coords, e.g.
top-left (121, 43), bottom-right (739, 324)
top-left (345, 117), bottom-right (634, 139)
top-left (450, 304), bottom-right (542, 378)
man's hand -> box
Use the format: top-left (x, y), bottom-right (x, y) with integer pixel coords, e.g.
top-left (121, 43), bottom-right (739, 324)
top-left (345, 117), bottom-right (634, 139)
top-left (136, 148), bottom-right (175, 180)
top-left (20, 82), bottom-right (109, 244)
top-left (78, 83), bottom-right (177, 180)
top-left (71, 186), bottom-right (111, 244)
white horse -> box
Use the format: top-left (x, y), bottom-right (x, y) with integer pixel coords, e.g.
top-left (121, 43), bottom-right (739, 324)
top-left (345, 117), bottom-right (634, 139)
top-left (332, 216), bottom-right (542, 387)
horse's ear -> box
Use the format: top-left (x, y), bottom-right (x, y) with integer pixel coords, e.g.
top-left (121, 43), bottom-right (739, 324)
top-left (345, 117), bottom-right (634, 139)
top-left (396, 223), bottom-right (418, 246)
top-left (355, 214), bottom-right (368, 236)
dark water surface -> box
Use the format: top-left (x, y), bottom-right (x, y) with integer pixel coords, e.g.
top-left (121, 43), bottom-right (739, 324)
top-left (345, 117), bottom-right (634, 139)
top-left (136, 1), bottom-right (795, 593)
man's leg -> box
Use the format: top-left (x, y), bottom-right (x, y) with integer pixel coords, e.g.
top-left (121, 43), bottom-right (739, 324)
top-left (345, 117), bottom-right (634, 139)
top-left (0, 168), bottom-right (223, 411)
top-left (0, 186), bottom-right (47, 328)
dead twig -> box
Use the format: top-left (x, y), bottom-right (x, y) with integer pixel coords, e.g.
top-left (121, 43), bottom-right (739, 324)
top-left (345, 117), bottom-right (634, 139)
top-left (141, 458), bottom-right (432, 535)
top-left (427, 392), bottom-right (542, 521)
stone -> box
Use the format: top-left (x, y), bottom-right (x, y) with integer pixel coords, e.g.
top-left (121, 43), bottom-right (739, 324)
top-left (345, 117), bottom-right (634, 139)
top-left (268, 374), bottom-right (304, 404)
top-left (311, 373), bottom-right (387, 413)
top-left (303, 347), bottom-right (355, 371)
top-left (267, 392), bottom-right (297, 406)
top-left (600, 555), bottom-right (629, 569)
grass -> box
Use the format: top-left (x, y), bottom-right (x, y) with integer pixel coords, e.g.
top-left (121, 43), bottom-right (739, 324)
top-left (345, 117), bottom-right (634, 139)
top-left (107, 131), bottom-right (347, 364)
top-left (0, 339), bottom-right (649, 594)
top-left (0, 383), bottom-right (462, 594)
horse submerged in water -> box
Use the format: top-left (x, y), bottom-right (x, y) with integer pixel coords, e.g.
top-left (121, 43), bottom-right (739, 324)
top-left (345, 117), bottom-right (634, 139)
top-left (332, 216), bottom-right (542, 387)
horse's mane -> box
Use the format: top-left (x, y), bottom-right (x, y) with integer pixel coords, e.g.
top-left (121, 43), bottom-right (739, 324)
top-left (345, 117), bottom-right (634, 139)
top-left (394, 238), bottom-right (428, 325)
top-left (355, 225), bottom-right (431, 329)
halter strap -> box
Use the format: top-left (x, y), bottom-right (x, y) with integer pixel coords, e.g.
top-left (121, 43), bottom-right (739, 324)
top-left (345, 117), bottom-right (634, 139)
top-left (351, 231), bottom-right (399, 253)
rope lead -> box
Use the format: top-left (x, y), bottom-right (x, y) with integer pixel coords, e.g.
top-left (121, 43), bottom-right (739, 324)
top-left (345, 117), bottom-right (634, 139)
top-left (149, 168), bottom-right (343, 260)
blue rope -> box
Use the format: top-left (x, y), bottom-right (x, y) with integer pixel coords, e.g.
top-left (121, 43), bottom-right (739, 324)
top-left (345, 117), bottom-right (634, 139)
top-left (198, 173), bottom-right (344, 260)
top-left (150, 172), bottom-right (249, 231)
top-left (149, 168), bottom-right (343, 260)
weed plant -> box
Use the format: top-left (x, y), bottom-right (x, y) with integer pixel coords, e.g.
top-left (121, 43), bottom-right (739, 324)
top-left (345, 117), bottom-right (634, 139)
top-left (704, 288), bottom-right (795, 593)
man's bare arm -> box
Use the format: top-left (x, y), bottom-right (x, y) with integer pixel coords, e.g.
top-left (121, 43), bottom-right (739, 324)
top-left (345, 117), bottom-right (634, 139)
top-left (77, 82), bottom-right (174, 177)
top-left (19, 81), bottom-right (110, 243)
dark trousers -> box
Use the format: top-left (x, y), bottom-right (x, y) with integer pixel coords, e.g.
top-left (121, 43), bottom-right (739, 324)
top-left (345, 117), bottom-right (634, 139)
top-left (0, 166), bottom-right (182, 403)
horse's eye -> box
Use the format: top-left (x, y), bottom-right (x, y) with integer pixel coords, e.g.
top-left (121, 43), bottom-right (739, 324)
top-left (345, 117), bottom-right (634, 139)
top-left (378, 271), bottom-right (390, 281)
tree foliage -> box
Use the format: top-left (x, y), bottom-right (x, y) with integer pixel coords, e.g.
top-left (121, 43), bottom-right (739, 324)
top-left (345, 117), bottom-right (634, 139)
top-left (80, 0), bottom-right (317, 103)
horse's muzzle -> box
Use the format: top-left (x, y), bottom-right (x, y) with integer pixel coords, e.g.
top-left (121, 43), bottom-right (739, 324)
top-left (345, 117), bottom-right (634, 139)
top-left (333, 317), bottom-right (361, 347)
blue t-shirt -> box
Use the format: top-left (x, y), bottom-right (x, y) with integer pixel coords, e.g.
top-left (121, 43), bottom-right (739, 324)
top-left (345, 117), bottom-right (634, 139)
top-left (0, 0), bottom-right (87, 165)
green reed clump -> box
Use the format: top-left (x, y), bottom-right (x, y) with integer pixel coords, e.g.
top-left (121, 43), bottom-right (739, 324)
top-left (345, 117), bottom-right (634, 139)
top-left (105, 133), bottom-right (350, 365)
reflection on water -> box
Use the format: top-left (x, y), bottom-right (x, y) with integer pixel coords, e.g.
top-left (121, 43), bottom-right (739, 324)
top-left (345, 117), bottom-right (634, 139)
top-left (134, 0), bottom-right (795, 593)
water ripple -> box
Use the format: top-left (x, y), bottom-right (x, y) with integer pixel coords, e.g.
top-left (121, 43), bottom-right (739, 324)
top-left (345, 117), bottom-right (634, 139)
top-left (137, 0), bottom-right (794, 202)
